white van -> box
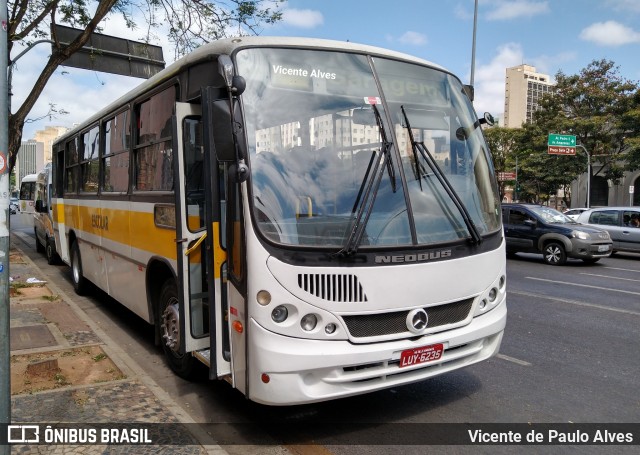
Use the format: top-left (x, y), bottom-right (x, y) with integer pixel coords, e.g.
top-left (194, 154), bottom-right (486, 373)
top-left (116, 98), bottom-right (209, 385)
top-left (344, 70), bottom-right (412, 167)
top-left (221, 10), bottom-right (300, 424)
top-left (34, 163), bottom-right (59, 264)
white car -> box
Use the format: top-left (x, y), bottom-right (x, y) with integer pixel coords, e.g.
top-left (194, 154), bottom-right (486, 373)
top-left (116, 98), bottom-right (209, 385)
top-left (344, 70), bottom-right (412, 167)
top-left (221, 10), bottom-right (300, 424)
top-left (563, 208), bottom-right (589, 221)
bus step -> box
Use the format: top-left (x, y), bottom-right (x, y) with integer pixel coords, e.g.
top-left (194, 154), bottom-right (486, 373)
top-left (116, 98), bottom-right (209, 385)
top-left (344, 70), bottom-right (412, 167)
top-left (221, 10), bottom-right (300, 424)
top-left (194, 349), bottom-right (211, 366)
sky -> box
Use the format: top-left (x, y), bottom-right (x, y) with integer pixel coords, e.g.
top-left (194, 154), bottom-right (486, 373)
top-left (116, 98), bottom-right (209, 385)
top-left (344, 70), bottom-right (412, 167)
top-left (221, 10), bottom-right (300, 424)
top-left (14, 0), bottom-right (640, 141)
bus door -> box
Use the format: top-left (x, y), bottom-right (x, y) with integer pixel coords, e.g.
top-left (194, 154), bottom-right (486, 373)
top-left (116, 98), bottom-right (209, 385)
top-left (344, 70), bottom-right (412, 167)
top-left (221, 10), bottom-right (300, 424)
top-left (174, 102), bottom-right (231, 378)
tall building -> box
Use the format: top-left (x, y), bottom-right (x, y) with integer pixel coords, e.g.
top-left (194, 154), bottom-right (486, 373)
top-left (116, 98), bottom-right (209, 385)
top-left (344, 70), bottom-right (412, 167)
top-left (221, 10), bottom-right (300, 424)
top-left (34, 125), bottom-right (68, 162)
top-left (503, 64), bottom-right (554, 128)
top-left (16, 140), bottom-right (45, 185)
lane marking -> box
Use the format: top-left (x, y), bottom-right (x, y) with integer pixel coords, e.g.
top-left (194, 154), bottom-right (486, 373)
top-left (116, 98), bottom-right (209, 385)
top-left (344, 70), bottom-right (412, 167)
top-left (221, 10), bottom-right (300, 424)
top-left (525, 276), bottom-right (640, 297)
top-left (603, 266), bottom-right (640, 274)
top-left (496, 354), bottom-right (531, 367)
top-left (510, 289), bottom-right (640, 316)
top-left (579, 272), bottom-right (640, 283)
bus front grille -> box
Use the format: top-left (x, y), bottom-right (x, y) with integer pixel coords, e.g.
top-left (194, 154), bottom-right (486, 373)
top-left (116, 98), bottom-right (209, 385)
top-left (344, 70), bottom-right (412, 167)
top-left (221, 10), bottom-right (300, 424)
top-left (342, 298), bottom-right (474, 338)
top-left (298, 273), bottom-right (368, 302)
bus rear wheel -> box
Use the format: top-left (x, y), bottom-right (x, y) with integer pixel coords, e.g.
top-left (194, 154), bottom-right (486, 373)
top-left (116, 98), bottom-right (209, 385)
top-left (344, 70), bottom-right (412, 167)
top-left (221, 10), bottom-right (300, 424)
top-left (70, 240), bottom-right (89, 295)
top-left (158, 280), bottom-right (194, 378)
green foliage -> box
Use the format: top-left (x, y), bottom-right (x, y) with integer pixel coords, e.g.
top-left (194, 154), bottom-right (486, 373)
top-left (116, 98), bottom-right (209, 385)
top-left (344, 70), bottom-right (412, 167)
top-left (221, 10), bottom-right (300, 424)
top-left (534, 59), bottom-right (640, 182)
top-left (487, 59), bottom-right (640, 204)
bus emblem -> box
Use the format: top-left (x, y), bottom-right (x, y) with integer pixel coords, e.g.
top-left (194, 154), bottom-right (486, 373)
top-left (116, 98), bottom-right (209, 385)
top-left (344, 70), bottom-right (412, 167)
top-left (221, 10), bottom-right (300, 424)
top-left (406, 309), bottom-right (428, 333)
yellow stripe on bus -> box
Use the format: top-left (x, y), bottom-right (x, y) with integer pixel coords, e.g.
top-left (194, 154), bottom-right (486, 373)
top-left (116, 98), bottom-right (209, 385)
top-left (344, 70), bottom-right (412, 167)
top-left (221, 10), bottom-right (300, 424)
top-left (54, 201), bottom-right (227, 271)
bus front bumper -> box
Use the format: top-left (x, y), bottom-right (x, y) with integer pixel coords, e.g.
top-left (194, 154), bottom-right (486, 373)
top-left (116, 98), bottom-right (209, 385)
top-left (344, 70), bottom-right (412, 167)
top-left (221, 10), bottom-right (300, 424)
top-left (247, 301), bottom-right (506, 405)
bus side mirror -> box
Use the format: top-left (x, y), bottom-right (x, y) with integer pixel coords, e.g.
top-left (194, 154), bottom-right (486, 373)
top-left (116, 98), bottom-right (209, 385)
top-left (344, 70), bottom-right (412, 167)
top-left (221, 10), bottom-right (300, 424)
top-left (209, 99), bottom-right (246, 162)
top-left (35, 200), bottom-right (46, 213)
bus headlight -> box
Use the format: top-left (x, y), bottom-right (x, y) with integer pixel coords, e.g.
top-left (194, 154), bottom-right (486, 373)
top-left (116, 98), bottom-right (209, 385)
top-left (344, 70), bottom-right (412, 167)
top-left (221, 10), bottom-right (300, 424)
top-left (300, 314), bottom-right (317, 331)
top-left (271, 305), bottom-right (288, 323)
top-left (325, 323), bottom-right (337, 334)
top-left (257, 290), bottom-right (271, 306)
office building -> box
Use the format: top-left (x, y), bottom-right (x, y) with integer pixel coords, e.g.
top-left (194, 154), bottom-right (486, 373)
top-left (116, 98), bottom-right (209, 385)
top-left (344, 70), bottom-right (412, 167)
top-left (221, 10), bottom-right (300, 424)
top-left (34, 125), bottom-right (68, 162)
top-left (504, 64), bottom-right (554, 128)
top-left (16, 140), bottom-right (45, 185)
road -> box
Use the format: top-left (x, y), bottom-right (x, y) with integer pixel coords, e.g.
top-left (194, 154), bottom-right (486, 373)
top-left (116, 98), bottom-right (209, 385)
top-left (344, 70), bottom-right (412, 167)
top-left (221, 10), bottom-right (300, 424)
top-left (10, 215), bottom-right (640, 454)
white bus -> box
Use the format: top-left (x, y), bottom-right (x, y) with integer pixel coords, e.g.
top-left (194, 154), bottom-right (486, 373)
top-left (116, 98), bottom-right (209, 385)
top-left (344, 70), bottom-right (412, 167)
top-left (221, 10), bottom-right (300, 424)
top-left (18, 173), bottom-right (38, 226)
top-left (34, 163), bottom-right (60, 264)
top-left (51, 37), bottom-right (506, 405)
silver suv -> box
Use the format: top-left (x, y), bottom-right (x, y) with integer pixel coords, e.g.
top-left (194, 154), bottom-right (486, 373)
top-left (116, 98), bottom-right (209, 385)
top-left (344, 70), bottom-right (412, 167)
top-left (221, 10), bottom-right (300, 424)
top-left (575, 207), bottom-right (640, 254)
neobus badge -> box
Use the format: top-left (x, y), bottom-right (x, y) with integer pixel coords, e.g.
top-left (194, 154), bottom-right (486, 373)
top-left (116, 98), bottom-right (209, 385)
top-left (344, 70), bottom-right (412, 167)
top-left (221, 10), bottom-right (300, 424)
top-left (374, 249), bottom-right (452, 264)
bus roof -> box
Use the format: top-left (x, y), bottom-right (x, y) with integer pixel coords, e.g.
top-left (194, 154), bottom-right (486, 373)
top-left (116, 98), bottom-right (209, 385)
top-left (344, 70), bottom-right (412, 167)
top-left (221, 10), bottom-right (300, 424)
top-left (20, 174), bottom-right (38, 182)
top-left (53, 36), bottom-right (449, 145)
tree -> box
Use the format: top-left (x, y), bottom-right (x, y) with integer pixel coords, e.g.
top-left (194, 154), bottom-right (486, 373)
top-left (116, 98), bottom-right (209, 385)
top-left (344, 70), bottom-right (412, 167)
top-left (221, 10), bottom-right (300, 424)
top-left (484, 124), bottom-right (585, 204)
top-left (7, 0), bottom-right (285, 172)
top-left (534, 59), bottom-right (640, 184)
top-left (483, 126), bottom-right (522, 200)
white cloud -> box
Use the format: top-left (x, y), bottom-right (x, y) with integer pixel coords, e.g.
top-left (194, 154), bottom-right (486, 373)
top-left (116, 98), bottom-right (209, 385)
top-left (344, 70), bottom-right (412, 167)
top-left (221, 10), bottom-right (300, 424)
top-left (606, 0), bottom-right (640, 14)
top-left (579, 21), bottom-right (640, 46)
top-left (454, 3), bottom-right (473, 20)
top-left (282, 9), bottom-right (324, 28)
top-left (473, 43), bottom-right (525, 116)
top-left (398, 31), bottom-right (428, 46)
top-left (486, 0), bottom-right (550, 21)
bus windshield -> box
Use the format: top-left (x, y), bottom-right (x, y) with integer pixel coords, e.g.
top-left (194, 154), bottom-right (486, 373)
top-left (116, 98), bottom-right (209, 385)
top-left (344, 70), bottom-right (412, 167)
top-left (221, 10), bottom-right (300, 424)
top-left (237, 48), bottom-right (501, 249)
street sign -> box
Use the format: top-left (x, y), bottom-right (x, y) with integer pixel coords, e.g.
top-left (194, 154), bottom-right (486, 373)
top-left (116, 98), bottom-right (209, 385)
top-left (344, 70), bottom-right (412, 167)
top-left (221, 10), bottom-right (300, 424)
top-left (630, 186), bottom-right (635, 194)
top-left (548, 134), bottom-right (576, 147)
top-left (548, 146), bottom-right (576, 155)
top-left (54, 25), bottom-right (165, 79)
top-left (498, 172), bottom-right (517, 181)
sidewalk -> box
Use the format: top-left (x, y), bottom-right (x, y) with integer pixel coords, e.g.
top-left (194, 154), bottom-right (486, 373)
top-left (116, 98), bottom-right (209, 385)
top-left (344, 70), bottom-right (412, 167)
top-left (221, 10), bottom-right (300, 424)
top-left (7, 233), bottom-right (227, 454)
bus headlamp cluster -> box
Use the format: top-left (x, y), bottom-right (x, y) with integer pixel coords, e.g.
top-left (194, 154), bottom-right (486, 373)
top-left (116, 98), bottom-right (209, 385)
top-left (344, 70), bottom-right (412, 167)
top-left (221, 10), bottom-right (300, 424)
top-left (262, 291), bottom-right (337, 335)
top-left (475, 275), bottom-right (506, 316)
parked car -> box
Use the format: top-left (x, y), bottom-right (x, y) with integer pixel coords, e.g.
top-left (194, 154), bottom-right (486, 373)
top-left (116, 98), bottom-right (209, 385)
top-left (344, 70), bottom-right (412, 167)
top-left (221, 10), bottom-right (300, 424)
top-left (575, 207), bottom-right (640, 254)
top-left (563, 207), bottom-right (589, 221)
top-left (502, 203), bottom-right (613, 265)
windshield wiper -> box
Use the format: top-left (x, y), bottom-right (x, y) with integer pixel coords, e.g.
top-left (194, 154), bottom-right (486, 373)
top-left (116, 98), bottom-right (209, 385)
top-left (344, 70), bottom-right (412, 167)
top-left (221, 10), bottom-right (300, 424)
top-left (400, 106), bottom-right (482, 245)
top-left (333, 105), bottom-right (396, 257)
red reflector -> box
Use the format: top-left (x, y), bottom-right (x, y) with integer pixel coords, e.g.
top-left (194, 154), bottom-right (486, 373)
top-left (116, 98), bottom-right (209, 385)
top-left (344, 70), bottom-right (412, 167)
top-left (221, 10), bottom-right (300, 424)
top-left (232, 320), bottom-right (243, 333)
top-left (261, 373), bottom-right (270, 383)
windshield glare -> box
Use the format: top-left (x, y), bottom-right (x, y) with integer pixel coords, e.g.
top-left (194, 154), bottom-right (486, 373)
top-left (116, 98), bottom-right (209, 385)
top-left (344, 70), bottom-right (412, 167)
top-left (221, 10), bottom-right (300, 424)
top-left (236, 48), bottom-right (501, 249)
top-left (530, 206), bottom-right (574, 224)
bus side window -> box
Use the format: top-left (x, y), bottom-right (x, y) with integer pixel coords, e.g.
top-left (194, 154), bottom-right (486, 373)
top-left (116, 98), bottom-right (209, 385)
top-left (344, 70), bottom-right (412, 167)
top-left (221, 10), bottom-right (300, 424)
top-left (183, 117), bottom-right (205, 231)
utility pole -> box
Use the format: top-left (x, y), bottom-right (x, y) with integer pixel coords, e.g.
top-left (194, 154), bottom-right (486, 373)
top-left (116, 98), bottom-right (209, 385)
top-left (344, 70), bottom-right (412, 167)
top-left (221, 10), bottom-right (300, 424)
top-left (470, 0), bottom-right (478, 89)
top-left (576, 144), bottom-right (590, 208)
top-left (1, 0), bottom-right (11, 451)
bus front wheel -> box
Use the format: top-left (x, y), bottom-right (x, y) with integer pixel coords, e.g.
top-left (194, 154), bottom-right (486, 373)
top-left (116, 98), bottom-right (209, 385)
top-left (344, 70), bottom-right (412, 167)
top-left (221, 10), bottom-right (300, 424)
top-left (158, 280), bottom-right (194, 378)
top-left (70, 241), bottom-right (89, 295)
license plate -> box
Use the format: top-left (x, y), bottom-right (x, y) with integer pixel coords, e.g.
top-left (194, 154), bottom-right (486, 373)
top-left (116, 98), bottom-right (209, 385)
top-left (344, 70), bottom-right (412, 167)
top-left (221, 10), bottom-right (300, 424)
top-left (399, 343), bottom-right (444, 368)
top-left (598, 245), bottom-right (610, 252)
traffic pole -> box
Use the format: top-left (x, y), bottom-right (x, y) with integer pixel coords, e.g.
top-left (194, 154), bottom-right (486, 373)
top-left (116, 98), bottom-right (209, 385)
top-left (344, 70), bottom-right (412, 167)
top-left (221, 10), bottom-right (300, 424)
top-left (0, 0), bottom-right (11, 451)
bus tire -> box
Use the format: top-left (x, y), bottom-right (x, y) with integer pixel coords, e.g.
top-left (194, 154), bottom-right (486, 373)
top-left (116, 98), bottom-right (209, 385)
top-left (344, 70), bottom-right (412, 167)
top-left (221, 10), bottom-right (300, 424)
top-left (45, 237), bottom-right (59, 265)
top-left (158, 280), bottom-right (195, 378)
top-left (70, 240), bottom-right (89, 295)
